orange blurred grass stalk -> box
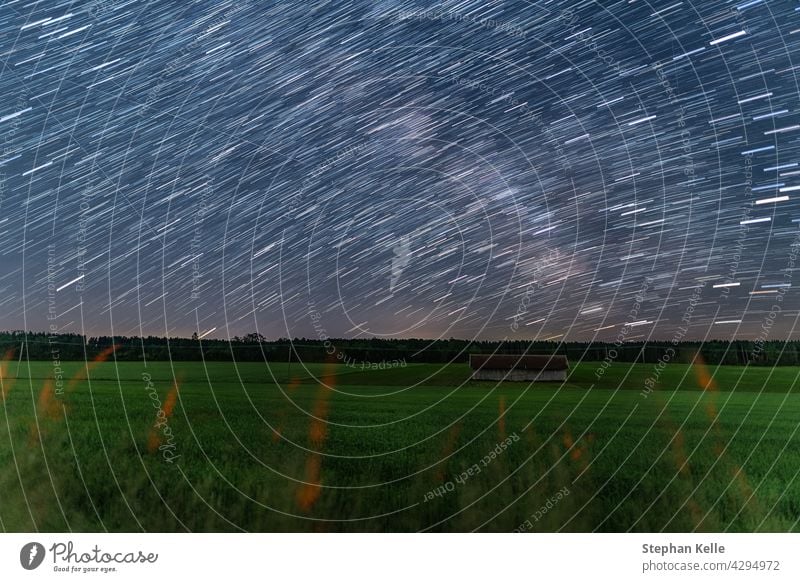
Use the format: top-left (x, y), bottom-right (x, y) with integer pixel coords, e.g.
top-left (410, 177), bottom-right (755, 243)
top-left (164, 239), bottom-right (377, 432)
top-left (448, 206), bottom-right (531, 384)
top-left (28, 378), bottom-right (63, 447)
top-left (65, 344), bottom-right (119, 393)
top-left (690, 353), bottom-right (763, 524)
top-left (0, 348), bottom-right (16, 401)
top-left (562, 429), bottom-right (592, 472)
top-left (296, 362), bottom-right (337, 512)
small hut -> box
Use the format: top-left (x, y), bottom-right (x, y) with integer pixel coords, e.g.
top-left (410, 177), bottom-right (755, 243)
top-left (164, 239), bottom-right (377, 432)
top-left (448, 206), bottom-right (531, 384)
top-left (469, 354), bottom-right (568, 382)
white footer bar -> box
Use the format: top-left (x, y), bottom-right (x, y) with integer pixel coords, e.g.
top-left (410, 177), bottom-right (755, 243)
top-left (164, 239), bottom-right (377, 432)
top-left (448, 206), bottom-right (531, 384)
top-left (0, 534), bottom-right (796, 581)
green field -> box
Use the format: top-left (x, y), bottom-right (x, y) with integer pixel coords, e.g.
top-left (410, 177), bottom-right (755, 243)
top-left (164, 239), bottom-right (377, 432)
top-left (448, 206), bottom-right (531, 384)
top-left (1, 359), bottom-right (799, 532)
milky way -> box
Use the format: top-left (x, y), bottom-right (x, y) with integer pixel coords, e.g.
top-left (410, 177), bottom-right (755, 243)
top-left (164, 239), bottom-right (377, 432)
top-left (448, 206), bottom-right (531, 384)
top-left (2, 0), bottom-right (800, 344)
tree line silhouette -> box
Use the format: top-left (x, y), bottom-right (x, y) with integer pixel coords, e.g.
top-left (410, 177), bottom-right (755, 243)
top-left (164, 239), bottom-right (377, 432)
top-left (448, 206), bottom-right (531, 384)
top-left (0, 330), bottom-right (798, 366)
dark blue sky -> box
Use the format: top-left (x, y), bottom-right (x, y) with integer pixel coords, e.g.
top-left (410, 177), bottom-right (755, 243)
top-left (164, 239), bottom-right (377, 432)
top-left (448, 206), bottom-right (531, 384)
top-left (1, 0), bottom-right (799, 344)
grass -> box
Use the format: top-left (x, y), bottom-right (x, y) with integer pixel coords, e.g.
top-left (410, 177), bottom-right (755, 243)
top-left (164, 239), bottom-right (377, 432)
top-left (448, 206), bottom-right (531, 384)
top-left (1, 357), bottom-right (799, 532)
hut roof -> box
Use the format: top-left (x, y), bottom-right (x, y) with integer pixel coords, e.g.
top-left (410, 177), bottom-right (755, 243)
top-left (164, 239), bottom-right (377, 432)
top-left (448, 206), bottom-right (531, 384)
top-left (469, 354), bottom-right (568, 371)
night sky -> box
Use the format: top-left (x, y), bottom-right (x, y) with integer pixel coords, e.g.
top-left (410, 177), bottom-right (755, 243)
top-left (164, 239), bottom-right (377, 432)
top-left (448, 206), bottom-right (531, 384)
top-left (2, 0), bottom-right (800, 343)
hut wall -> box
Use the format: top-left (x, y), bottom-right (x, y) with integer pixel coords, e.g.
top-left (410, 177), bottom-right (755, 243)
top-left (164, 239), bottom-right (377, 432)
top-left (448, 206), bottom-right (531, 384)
top-left (471, 369), bottom-right (566, 382)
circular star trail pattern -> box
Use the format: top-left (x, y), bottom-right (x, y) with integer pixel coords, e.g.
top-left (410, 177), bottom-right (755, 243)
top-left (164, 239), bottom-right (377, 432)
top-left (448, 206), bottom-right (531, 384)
top-left (0, 1), bottom-right (798, 341)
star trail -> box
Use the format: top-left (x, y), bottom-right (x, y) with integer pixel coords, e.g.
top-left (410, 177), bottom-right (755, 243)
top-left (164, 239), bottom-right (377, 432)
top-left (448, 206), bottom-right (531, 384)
top-left (2, 0), bottom-right (800, 344)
